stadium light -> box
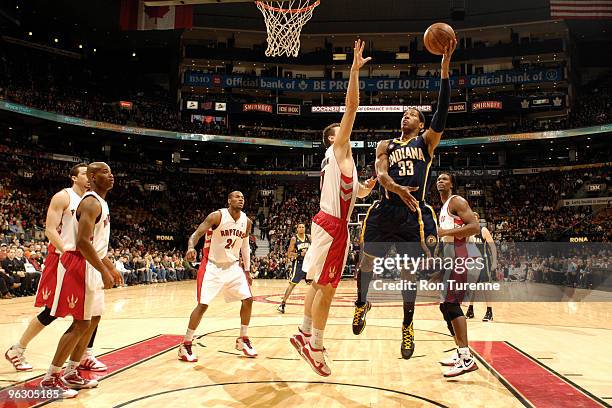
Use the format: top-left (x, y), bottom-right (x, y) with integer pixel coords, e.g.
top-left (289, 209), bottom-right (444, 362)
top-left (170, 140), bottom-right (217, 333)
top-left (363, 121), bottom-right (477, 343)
top-left (53, 38), bottom-right (59, 43)
top-left (28, 32), bottom-right (32, 36)
top-left (132, 52), bottom-right (136, 57)
top-left (93, 48), bottom-right (97, 52)
top-left (79, 44), bottom-right (83, 49)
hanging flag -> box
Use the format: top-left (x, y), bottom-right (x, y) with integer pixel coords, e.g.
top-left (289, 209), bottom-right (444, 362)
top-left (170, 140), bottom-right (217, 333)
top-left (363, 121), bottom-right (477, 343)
top-left (550, 0), bottom-right (612, 20)
top-left (120, 0), bottom-right (193, 30)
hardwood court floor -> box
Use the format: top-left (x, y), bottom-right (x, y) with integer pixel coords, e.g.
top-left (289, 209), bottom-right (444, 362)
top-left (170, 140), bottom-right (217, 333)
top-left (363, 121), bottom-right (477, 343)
top-left (1, 280), bottom-right (610, 407)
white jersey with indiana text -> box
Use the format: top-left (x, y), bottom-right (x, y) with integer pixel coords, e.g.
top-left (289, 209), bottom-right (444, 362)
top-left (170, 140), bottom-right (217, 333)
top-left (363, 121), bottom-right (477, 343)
top-left (319, 146), bottom-right (359, 221)
top-left (207, 208), bottom-right (248, 265)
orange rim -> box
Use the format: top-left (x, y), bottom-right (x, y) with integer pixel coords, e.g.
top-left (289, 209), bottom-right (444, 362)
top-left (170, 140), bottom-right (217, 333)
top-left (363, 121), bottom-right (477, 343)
top-left (255, 0), bottom-right (320, 14)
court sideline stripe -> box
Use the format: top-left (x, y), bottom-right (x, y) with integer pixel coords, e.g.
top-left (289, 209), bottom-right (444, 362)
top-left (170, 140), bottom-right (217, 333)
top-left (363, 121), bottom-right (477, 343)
top-left (0, 334), bottom-right (183, 408)
top-left (469, 345), bottom-right (533, 408)
top-left (471, 341), bottom-right (606, 408)
top-left (505, 342), bottom-right (608, 407)
top-left (0, 334), bottom-right (163, 393)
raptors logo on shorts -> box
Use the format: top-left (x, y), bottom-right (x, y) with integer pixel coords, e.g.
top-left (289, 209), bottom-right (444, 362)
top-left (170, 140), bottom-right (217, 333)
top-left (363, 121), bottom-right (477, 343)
top-left (50, 191), bottom-right (110, 320)
top-left (35, 187), bottom-right (82, 309)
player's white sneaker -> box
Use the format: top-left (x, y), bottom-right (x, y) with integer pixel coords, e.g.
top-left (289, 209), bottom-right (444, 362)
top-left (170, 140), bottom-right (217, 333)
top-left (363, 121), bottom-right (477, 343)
top-left (439, 350), bottom-right (459, 367)
top-left (178, 341), bottom-right (198, 362)
top-left (40, 373), bottom-right (79, 398)
top-left (5, 346), bottom-right (33, 371)
top-left (235, 336), bottom-right (258, 357)
top-left (289, 327), bottom-right (311, 357)
top-left (443, 353), bottom-right (478, 377)
top-left (79, 352), bottom-right (108, 372)
top-left (61, 371), bottom-right (99, 389)
top-left (300, 342), bottom-right (331, 377)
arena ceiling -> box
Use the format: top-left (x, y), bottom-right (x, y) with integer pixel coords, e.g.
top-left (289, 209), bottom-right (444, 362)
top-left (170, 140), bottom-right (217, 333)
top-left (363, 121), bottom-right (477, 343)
top-left (188, 0), bottom-right (553, 34)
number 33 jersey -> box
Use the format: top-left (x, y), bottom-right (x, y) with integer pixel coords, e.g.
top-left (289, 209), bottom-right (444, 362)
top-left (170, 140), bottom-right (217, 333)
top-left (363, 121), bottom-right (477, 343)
top-left (207, 208), bottom-right (248, 265)
top-left (382, 134), bottom-right (433, 205)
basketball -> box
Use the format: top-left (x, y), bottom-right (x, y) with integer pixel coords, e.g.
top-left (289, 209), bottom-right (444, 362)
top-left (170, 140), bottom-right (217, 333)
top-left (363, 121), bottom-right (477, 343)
top-left (424, 22), bottom-right (456, 55)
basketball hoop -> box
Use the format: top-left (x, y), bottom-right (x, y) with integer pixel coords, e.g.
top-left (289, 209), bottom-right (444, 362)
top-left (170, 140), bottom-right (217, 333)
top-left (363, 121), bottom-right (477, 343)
top-left (255, 0), bottom-right (320, 58)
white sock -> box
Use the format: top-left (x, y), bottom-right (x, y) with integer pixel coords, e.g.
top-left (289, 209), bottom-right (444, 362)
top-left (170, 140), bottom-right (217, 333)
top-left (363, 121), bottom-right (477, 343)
top-left (300, 315), bottom-right (312, 335)
top-left (45, 364), bottom-right (62, 380)
top-left (310, 327), bottom-right (324, 350)
top-left (13, 343), bottom-right (24, 350)
top-left (184, 328), bottom-right (195, 343)
top-left (240, 325), bottom-right (248, 337)
top-left (65, 360), bottom-right (79, 375)
top-left (458, 347), bottom-right (471, 358)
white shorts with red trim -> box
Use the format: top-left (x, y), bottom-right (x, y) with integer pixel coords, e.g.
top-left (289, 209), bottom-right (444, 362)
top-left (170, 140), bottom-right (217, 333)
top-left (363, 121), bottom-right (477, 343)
top-left (302, 210), bottom-right (349, 288)
top-left (196, 260), bottom-right (252, 305)
top-left (50, 251), bottom-right (105, 320)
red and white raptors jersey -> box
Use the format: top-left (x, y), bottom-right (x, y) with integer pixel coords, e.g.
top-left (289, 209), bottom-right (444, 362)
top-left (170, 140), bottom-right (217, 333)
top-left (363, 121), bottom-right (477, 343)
top-left (49, 187), bottom-right (82, 255)
top-left (206, 208), bottom-right (248, 265)
top-left (319, 146), bottom-right (359, 221)
top-left (64, 191), bottom-right (111, 258)
top-left (439, 194), bottom-right (465, 244)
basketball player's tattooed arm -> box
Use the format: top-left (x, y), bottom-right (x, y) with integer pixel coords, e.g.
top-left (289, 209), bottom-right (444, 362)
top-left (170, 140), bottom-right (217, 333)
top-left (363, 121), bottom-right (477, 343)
top-left (287, 236), bottom-right (297, 261)
top-left (357, 177), bottom-right (377, 198)
top-left (482, 226), bottom-right (498, 270)
top-left (44, 189), bottom-right (70, 253)
top-left (438, 196), bottom-right (480, 239)
top-left (422, 38), bottom-right (457, 156)
top-left (333, 39), bottom-right (371, 160)
top-left (185, 210), bottom-right (221, 261)
top-left (375, 140), bottom-right (419, 211)
top-left (75, 197), bottom-right (120, 289)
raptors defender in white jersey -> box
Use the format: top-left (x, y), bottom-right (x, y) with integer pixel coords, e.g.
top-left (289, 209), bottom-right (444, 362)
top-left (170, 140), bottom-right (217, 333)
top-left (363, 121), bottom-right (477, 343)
top-left (40, 162), bottom-right (121, 398)
top-left (435, 172), bottom-right (481, 378)
top-left (179, 191), bottom-right (257, 362)
top-left (5, 164), bottom-right (90, 372)
top-left (290, 39), bottom-right (376, 377)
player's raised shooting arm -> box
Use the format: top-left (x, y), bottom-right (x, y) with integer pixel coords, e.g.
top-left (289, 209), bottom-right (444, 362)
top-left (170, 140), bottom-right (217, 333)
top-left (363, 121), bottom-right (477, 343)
top-left (439, 196), bottom-right (480, 239)
top-left (333, 39), bottom-right (371, 153)
top-left (287, 236), bottom-right (297, 260)
top-left (482, 226), bottom-right (498, 269)
top-left (44, 190), bottom-right (70, 253)
top-left (422, 39), bottom-right (456, 156)
top-left (75, 197), bottom-right (109, 278)
top-left (186, 211), bottom-right (221, 253)
top-left (241, 218), bottom-right (252, 273)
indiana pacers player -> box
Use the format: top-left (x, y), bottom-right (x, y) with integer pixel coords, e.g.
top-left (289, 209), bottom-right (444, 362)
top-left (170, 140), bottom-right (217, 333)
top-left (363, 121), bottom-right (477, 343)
top-left (278, 223), bottom-right (311, 314)
top-left (353, 38), bottom-right (457, 359)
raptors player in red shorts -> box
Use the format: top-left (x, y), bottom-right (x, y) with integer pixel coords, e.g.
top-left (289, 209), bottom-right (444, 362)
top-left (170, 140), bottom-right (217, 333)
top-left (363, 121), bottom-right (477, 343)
top-left (179, 191), bottom-right (256, 362)
top-left (290, 39), bottom-right (376, 376)
top-left (5, 164), bottom-right (106, 373)
top-left (40, 162), bottom-right (122, 398)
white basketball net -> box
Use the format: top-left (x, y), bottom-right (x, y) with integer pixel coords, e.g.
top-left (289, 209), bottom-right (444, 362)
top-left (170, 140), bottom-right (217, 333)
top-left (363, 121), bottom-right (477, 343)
top-left (255, 0), bottom-right (320, 58)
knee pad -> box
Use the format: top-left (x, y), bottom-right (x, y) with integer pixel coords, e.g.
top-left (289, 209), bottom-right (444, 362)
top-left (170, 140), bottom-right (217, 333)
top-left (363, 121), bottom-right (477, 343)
top-left (37, 307), bottom-right (57, 326)
top-left (439, 303), bottom-right (457, 336)
top-left (442, 302), bottom-right (464, 321)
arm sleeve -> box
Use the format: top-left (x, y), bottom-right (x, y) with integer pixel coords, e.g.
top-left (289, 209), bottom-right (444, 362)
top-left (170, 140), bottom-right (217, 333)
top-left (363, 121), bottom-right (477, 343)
top-left (241, 237), bottom-right (251, 272)
top-left (430, 78), bottom-right (450, 133)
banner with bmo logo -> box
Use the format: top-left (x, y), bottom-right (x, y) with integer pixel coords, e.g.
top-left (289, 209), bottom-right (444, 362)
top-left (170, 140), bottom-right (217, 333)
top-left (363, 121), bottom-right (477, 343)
top-left (243, 103), bottom-right (273, 113)
top-left (471, 101), bottom-right (503, 111)
top-left (277, 104), bottom-right (301, 115)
